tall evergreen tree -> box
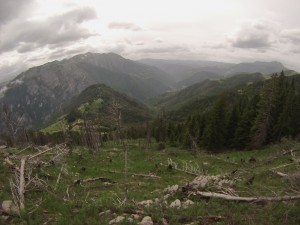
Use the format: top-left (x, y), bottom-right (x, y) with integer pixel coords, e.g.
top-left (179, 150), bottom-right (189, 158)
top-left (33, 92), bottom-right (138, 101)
top-left (251, 74), bottom-right (278, 148)
top-left (202, 94), bottom-right (227, 150)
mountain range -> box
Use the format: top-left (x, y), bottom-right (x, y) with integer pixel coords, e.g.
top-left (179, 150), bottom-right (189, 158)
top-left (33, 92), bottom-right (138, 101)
top-left (0, 52), bottom-right (292, 128)
top-left (0, 52), bottom-right (170, 127)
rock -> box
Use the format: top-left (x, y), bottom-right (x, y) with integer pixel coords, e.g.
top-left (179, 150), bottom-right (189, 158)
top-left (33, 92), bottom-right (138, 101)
top-left (190, 176), bottom-right (210, 190)
top-left (99, 210), bottom-right (111, 216)
top-left (132, 214), bottom-right (141, 220)
top-left (1, 200), bottom-right (19, 215)
top-left (137, 200), bottom-right (153, 207)
top-left (169, 199), bottom-right (181, 209)
top-left (164, 184), bottom-right (179, 193)
top-left (109, 216), bottom-right (125, 224)
top-left (183, 200), bottom-right (194, 208)
top-left (160, 218), bottom-right (168, 225)
top-left (139, 216), bottom-right (153, 225)
top-left (163, 194), bottom-right (170, 200)
top-left (187, 175), bottom-right (234, 191)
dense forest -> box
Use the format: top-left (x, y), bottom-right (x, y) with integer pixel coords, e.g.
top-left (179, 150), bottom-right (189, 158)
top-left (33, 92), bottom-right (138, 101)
top-left (152, 72), bottom-right (300, 151)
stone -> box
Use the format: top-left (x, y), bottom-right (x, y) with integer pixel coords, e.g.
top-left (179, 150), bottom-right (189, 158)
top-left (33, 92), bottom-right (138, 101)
top-left (160, 218), bottom-right (168, 225)
top-left (164, 184), bottom-right (179, 193)
top-left (109, 216), bottom-right (125, 224)
top-left (169, 199), bottom-right (181, 209)
top-left (183, 200), bottom-right (194, 208)
top-left (163, 194), bottom-right (170, 200)
top-left (99, 210), bottom-right (111, 216)
top-left (132, 214), bottom-right (141, 220)
top-left (137, 200), bottom-right (153, 207)
top-left (1, 200), bottom-right (19, 215)
top-left (139, 216), bottom-right (153, 225)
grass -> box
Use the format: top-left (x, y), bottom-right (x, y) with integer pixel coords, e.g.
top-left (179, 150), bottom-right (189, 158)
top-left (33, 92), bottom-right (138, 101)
top-left (1, 140), bottom-right (300, 224)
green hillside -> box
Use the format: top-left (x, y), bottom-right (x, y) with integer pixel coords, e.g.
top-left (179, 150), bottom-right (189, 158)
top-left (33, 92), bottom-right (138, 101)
top-left (42, 84), bottom-right (152, 133)
top-left (151, 73), bottom-right (265, 111)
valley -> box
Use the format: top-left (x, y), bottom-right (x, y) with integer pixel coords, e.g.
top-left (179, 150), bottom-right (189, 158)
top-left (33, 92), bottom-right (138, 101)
top-left (0, 52), bottom-right (300, 225)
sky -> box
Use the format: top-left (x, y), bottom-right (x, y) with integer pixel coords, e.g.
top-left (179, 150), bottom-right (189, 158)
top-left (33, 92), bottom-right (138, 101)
top-left (0, 0), bottom-right (300, 81)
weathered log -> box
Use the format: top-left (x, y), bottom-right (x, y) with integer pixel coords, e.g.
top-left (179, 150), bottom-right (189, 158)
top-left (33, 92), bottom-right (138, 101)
top-left (73, 177), bottom-right (113, 185)
top-left (19, 158), bottom-right (26, 210)
top-left (99, 169), bottom-right (161, 178)
top-left (193, 191), bottom-right (300, 203)
top-left (28, 144), bottom-right (66, 160)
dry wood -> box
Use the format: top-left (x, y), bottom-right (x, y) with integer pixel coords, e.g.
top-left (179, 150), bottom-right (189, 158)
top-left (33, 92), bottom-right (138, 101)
top-left (28, 144), bottom-right (65, 160)
top-left (19, 158), bottom-right (26, 210)
top-left (271, 162), bottom-right (298, 170)
top-left (16, 145), bottom-right (32, 155)
top-left (73, 177), bottom-right (113, 185)
top-left (4, 158), bottom-right (20, 172)
top-left (99, 169), bottom-right (161, 178)
top-left (193, 191), bottom-right (300, 202)
top-left (54, 165), bottom-right (64, 191)
top-left (271, 170), bottom-right (288, 177)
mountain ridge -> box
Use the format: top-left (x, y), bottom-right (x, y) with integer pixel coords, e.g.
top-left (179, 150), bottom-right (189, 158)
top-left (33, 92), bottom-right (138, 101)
top-left (0, 52), bottom-right (171, 127)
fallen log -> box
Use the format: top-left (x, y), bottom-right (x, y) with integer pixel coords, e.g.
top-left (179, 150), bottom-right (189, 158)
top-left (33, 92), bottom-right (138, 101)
top-left (99, 169), bottom-right (161, 178)
top-left (19, 158), bottom-right (26, 210)
top-left (28, 144), bottom-right (66, 160)
top-left (193, 191), bottom-right (300, 203)
top-left (271, 170), bottom-right (288, 177)
top-left (73, 177), bottom-right (113, 185)
top-left (4, 158), bottom-right (20, 172)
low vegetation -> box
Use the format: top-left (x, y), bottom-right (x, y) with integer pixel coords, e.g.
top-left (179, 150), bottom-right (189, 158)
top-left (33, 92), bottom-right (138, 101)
top-left (1, 138), bottom-right (300, 224)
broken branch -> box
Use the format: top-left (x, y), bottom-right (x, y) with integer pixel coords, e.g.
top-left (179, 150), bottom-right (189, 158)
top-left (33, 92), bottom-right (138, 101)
top-left (193, 191), bottom-right (300, 203)
top-left (99, 169), bottom-right (161, 178)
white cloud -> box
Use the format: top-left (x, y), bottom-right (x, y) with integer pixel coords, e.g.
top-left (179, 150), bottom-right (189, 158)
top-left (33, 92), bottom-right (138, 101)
top-left (228, 20), bottom-right (279, 49)
top-left (0, 7), bottom-right (97, 53)
top-left (280, 29), bottom-right (300, 44)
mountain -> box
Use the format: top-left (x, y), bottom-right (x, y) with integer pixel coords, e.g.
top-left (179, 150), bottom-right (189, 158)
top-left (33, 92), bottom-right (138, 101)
top-left (150, 73), bottom-right (265, 111)
top-left (139, 58), bottom-right (232, 82)
top-left (139, 59), bottom-right (288, 82)
top-left (224, 61), bottom-right (287, 75)
top-left (175, 71), bottom-right (220, 88)
top-left (0, 52), bottom-right (171, 128)
top-left (43, 84), bottom-right (152, 133)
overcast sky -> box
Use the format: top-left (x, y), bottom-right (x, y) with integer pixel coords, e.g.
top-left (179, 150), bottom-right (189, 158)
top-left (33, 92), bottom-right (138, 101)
top-left (0, 0), bottom-right (300, 81)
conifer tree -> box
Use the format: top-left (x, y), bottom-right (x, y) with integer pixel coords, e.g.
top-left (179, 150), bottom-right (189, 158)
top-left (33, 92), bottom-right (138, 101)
top-left (251, 74), bottom-right (278, 148)
top-left (202, 94), bottom-right (227, 150)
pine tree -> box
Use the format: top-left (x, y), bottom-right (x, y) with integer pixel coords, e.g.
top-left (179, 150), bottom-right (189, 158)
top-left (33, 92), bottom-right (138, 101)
top-left (251, 74), bottom-right (278, 148)
top-left (202, 94), bottom-right (227, 150)
top-left (225, 104), bottom-right (240, 148)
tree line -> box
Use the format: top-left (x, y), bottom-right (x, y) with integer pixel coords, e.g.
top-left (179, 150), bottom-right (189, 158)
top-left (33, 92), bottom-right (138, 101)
top-left (152, 72), bottom-right (300, 151)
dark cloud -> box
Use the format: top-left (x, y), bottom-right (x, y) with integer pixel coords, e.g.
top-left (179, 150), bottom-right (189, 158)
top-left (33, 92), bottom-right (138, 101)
top-left (0, 0), bottom-right (35, 25)
top-left (229, 21), bottom-right (275, 49)
top-left (280, 29), bottom-right (300, 44)
top-left (0, 7), bottom-right (97, 53)
top-left (108, 22), bottom-right (141, 31)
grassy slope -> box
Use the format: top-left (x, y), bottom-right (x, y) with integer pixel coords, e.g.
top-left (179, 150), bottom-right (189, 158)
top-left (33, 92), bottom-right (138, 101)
top-left (42, 84), bottom-right (152, 133)
top-left (1, 141), bottom-right (300, 224)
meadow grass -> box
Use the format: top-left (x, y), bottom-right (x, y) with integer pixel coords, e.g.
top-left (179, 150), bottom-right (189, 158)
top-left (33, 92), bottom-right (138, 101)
top-left (1, 140), bottom-right (300, 224)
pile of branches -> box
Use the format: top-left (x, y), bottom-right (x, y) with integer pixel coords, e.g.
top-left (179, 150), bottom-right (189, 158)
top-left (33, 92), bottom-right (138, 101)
top-left (1, 143), bottom-right (69, 216)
